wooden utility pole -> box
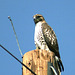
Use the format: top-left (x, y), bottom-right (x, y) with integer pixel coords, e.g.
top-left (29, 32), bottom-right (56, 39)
top-left (22, 49), bottom-right (60, 75)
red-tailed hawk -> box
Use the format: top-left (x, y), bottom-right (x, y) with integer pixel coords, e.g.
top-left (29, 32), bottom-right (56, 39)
top-left (33, 14), bottom-right (64, 73)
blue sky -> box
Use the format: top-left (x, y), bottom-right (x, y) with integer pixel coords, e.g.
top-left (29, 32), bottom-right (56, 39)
top-left (0, 0), bottom-right (75, 75)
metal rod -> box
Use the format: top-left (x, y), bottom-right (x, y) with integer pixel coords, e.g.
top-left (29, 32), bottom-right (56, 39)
top-left (8, 16), bottom-right (23, 56)
top-left (0, 44), bottom-right (36, 75)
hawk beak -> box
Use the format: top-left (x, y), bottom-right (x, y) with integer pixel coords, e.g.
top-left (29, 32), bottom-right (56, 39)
top-left (33, 16), bottom-right (36, 20)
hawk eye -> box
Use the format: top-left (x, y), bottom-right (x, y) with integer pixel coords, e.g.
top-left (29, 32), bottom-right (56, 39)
top-left (37, 16), bottom-right (41, 18)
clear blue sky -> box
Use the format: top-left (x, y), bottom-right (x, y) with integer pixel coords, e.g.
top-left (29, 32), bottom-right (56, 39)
top-left (0, 0), bottom-right (75, 75)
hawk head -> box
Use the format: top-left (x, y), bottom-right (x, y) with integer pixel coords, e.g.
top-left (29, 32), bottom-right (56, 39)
top-left (33, 14), bottom-right (45, 24)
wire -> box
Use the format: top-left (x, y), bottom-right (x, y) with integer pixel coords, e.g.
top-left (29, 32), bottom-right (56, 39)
top-left (8, 16), bottom-right (23, 57)
top-left (0, 44), bottom-right (36, 75)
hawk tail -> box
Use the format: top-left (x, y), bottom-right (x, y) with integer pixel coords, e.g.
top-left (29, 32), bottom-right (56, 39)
top-left (55, 56), bottom-right (64, 72)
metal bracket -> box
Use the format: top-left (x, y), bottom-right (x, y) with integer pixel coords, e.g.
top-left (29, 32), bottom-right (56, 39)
top-left (47, 62), bottom-right (58, 75)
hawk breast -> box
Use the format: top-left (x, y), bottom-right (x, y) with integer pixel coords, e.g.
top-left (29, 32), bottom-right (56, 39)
top-left (34, 22), bottom-right (49, 50)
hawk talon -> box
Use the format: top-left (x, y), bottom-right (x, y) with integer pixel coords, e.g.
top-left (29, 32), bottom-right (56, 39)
top-left (36, 47), bottom-right (39, 49)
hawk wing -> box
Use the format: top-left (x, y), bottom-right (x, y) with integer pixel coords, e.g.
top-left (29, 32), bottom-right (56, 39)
top-left (42, 23), bottom-right (60, 58)
top-left (42, 23), bottom-right (64, 72)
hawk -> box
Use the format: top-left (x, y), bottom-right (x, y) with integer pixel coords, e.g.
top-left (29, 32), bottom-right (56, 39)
top-left (33, 14), bottom-right (64, 72)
